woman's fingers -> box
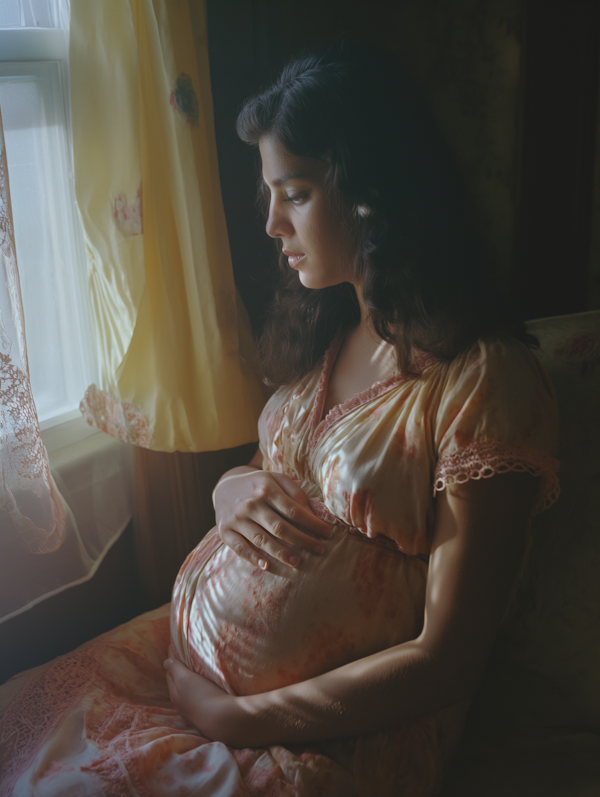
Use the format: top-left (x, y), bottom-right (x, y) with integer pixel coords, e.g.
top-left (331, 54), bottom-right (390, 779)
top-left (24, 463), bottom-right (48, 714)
top-left (268, 474), bottom-right (333, 540)
top-left (214, 468), bottom-right (334, 567)
top-left (255, 480), bottom-right (332, 542)
top-left (241, 493), bottom-right (328, 555)
top-left (272, 496), bottom-right (332, 541)
top-left (220, 521), bottom-right (308, 569)
top-left (260, 507), bottom-right (327, 555)
top-left (218, 526), bottom-right (277, 570)
top-left (270, 472), bottom-right (312, 505)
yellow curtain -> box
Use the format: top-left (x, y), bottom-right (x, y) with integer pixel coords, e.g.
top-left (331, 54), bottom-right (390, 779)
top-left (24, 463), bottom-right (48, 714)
top-left (70, 0), bottom-right (267, 453)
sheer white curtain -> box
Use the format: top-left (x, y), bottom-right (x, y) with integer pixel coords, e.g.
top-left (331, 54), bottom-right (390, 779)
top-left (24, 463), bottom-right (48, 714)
top-left (0, 0), bottom-right (69, 29)
top-left (0, 0), bottom-right (133, 624)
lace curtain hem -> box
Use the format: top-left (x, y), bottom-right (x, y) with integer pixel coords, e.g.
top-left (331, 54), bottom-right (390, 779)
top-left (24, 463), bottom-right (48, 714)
top-left (80, 384), bottom-right (153, 449)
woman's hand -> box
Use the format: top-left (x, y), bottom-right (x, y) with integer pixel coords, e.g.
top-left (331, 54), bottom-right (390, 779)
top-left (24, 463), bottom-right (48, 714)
top-left (164, 645), bottom-right (235, 740)
top-left (214, 449), bottom-right (332, 570)
top-left (203, 471), bottom-right (541, 748)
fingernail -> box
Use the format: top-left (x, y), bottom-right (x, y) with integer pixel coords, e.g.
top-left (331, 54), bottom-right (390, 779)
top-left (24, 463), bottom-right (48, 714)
top-left (288, 554), bottom-right (300, 566)
top-left (164, 658), bottom-right (173, 668)
top-left (315, 542), bottom-right (325, 554)
top-left (258, 559), bottom-right (269, 570)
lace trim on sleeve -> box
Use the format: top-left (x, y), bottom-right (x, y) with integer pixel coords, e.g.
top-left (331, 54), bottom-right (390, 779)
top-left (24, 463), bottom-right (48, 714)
top-left (433, 441), bottom-right (560, 514)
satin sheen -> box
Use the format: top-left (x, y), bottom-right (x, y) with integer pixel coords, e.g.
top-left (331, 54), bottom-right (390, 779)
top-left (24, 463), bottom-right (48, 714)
top-left (0, 336), bottom-right (560, 796)
top-left (171, 336), bottom-right (560, 698)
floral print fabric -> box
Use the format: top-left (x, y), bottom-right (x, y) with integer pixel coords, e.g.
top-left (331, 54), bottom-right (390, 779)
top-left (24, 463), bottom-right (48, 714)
top-left (0, 336), bottom-right (559, 796)
top-left (259, 335), bottom-right (559, 557)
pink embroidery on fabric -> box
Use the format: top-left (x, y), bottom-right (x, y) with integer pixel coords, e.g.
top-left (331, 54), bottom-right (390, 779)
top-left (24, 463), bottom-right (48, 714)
top-left (81, 699), bottom-right (176, 797)
top-left (554, 330), bottom-right (600, 378)
top-left (312, 371), bottom-right (407, 451)
top-left (308, 338), bottom-right (436, 452)
top-left (112, 182), bottom-right (143, 237)
top-left (80, 384), bottom-right (153, 448)
top-left (307, 338), bottom-right (342, 444)
top-left (0, 640), bottom-right (105, 796)
top-left (433, 441), bottom-right (560, 514)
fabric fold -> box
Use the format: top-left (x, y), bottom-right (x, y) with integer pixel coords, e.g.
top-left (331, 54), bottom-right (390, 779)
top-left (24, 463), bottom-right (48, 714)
top-left (71, 0), bottom-right (267, 453)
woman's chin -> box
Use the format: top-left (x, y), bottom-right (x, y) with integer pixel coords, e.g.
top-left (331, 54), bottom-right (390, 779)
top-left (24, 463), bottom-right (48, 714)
top-left (296, 271), bottom-right (345, 290)
top-left (297, 274), bottom-right (321, 290)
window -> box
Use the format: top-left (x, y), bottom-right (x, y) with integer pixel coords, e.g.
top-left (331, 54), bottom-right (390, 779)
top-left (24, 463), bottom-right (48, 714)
top-left (0, 0), bottom-right (97, 430)
top-left (0, 1), bottom-right (133, 624)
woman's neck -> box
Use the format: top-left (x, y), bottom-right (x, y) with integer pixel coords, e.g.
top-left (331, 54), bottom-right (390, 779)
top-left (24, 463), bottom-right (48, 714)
top-left (320, 282), bottom-right (397, 415)
top-left (352, 282), bottom-right (390, 359)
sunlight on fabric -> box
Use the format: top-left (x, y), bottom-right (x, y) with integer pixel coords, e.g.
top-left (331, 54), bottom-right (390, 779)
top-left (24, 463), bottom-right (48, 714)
top-left (0, 0), bottom-right (68, 29)
top-left (0, 1), bottom-right (132, 627)
top-left (71, 0), bottom-right (266, 452)
top-left (0, 63), bottom-right (93, 423)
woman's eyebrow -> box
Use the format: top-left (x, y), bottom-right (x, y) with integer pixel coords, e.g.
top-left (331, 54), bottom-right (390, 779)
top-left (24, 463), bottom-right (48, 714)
top-left (271, 173), bottom-right (310, 186)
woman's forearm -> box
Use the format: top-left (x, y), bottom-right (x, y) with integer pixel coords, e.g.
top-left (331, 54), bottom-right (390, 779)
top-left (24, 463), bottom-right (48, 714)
top-left (210, 474), bottom-right (537, 748)
top-left (167, 626), bottom-right (478, 748)
top-left (217, 638), bottom-right (471, 748)
top-left (184, 473), bottom-right (537, 749)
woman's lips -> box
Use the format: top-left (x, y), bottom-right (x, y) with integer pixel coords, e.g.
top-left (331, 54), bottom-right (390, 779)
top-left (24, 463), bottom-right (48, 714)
top-left (283, 250), bottom-right (305, 268)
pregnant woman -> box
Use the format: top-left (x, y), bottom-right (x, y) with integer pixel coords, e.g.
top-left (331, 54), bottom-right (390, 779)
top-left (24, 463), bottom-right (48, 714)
top-left (0, 45), bottom-right (559, 797)
top-left (165, 44), bottom-right (559, 791)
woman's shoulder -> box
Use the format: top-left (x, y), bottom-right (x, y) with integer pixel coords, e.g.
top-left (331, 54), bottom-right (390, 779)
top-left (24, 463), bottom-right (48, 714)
top-left (431, 334), bottom-right (560, 512)
top-left (439, 335), bottom-right (555, 399)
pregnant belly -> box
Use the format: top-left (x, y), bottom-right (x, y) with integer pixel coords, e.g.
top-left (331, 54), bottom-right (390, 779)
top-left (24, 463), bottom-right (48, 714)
top-left (170, 521), bottom-right (427, 696)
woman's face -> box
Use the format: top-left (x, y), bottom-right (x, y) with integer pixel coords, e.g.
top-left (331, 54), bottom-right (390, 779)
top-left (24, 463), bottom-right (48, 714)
top-left (259, 135), bottom-right (355, 290)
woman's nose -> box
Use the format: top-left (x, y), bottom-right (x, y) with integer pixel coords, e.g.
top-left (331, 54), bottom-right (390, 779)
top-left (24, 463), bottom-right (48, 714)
top-left (265, 203), bottom-right (293, 239)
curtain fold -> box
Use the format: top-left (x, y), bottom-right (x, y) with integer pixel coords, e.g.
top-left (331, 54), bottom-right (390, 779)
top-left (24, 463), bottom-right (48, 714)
top-left (71, 0), bottom-right (267, 454)
top-left (1, 104), bottom-right (132, 624)
top-left (0, 106), bottom-right (64, 557)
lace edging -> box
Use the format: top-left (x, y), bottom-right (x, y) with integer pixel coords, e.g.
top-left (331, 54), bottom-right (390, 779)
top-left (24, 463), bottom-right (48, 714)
top-left (309, 339), bottom-right (406, 452)
top-left (80, 384), bottom-right (153, 448)
top-left (308, 339), bottom-right (439, 452)
top-left (0, 639), bottom-right (105, 795)
top-left (433, 441), bottom-right (560, 514)
top-left (311, 372), bottom-right (407, 452)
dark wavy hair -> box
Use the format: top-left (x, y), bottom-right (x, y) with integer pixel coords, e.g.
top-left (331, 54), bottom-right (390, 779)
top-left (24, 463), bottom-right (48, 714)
top-left (236, 43), bottom-right (535, 385)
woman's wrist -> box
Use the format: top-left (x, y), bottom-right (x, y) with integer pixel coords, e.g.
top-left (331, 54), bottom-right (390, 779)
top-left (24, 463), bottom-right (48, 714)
top-left (220, 693), bottom-right (277, 749)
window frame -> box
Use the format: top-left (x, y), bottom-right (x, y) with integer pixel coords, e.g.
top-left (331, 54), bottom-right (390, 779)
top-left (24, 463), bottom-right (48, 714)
top-left (0, 25), bottom-right (98, 440)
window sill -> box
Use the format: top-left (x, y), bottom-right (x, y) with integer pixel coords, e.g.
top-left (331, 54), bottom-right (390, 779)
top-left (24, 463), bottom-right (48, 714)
top-left (41, 411), bottom-right (101, 454)
top-left (0, 414), bottom-right (134, 625)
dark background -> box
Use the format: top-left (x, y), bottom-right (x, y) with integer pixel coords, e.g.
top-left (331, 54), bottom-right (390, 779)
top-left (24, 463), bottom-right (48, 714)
top-left (205, 0), bottom-right (600, 332)
top-left (3, 0), bottom-right (599, 685)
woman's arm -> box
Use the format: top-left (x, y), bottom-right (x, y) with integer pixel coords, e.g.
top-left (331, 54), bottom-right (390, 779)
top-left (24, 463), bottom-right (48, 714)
top-left (166, 470), bottom-right (537, 747)
top-left (213, 447), bottom-right (332, 569)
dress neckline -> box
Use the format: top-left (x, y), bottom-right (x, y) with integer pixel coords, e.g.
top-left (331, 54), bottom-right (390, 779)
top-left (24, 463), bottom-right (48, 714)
top-left (308, 336), bottom-right (405, 451)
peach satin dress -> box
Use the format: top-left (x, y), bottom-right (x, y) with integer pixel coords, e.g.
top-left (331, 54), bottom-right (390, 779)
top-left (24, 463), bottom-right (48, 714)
top-left (0, 337), bottom-right (559, 797)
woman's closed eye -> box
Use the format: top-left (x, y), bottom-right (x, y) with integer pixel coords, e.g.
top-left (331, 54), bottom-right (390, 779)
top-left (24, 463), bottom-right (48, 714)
top-left (284, 192), bottom-right (309, 205)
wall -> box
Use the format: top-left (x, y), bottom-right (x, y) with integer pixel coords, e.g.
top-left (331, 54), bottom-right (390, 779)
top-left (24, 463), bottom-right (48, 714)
top-left (202, 0), bottom-right (600, 328)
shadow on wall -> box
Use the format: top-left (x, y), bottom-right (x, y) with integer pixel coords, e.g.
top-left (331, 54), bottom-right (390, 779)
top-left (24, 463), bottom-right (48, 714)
top-left (202, 0), bottom-right (600, 329)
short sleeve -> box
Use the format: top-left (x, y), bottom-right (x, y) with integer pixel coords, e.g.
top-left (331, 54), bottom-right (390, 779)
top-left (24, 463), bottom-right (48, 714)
top-left (433, 338), bottom-right (560, 514)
